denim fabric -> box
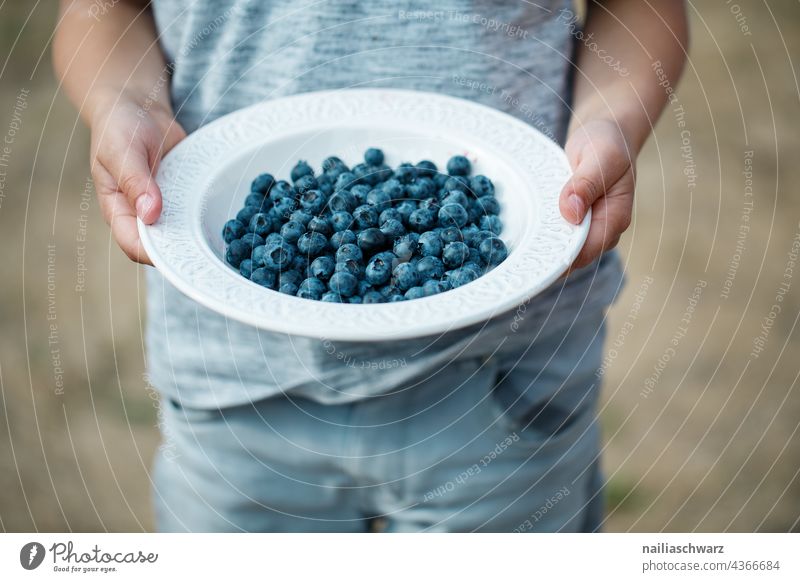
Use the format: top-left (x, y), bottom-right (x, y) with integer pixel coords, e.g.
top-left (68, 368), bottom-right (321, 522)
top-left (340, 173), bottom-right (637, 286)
top-left (152, 309), bottom-right (608, 532)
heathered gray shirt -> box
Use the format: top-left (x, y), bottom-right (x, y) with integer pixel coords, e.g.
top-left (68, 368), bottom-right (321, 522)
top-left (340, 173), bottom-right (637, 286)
top-left (147, 0), bottom-right (624, 408)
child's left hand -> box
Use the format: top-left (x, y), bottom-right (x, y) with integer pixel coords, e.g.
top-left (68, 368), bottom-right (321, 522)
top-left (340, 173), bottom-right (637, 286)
top-left (558, 119), bottom-right (636, 269)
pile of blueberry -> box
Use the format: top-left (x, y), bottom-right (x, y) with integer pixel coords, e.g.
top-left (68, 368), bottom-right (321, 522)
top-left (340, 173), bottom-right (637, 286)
top-left (222, 148), bottom-right (508, 303)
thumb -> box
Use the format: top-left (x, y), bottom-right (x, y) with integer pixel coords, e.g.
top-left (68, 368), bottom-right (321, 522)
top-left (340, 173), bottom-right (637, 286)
top-left (108, 145), bottom-right (163, 225)
top-left (559, 139), bottom-right (629, 225)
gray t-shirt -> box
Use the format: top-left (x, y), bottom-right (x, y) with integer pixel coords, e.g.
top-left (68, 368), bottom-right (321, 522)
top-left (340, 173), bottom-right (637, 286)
top-left (147, 0), bottom-right (625, 408)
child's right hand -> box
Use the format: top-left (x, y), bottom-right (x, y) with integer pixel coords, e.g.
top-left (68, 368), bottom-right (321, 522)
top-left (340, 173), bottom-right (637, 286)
top-left (89, 95), bottom-right (186, 264)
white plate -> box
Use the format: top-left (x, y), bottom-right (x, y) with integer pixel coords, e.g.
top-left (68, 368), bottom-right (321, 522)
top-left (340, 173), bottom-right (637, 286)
top-left (139, 89), bottom-right (588, 341)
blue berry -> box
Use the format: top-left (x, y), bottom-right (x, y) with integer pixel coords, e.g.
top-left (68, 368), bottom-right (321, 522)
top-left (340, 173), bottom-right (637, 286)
top-left (279, 282), bottom-right (299, 295)
top-left (289, 210), bottom-right (313, 226)
top-left (244, 192), bottom-right (270, 210)
top-left (238, 258), bottom-right (254, 279)
top-left (322, 156), bottom-right (348, 176)
top-left (273, 196), bottom-right (297, 218)
top-left (468, 247), bottom-right (483, 266)
top-left (309, 256), bottom-right (335, 280)
top-left (334, 172), bottom-right (357, 191)
top-left (388, 294), bottom-right (406, 302)
top-left (357, 228), bottom-right (387, 254)
top-left (394, 163), bottom-right (416, 184)
top-left (479, 237), bottom-right (509, 266)
top-left (365, 254), bottom-right (393, 286)
top-left (249, 212), bottom-right (275, 237)
top-left (336, 243), bottom-right (363, 263)
top-left (392, 262), bottom-right (418, 291)
top-left (443, 176), bottom-right (470, 195)
top-left (379, 208), bottom-right (402, 224)
top-left (469, 175), bottom-right (494, 197)
top-left (366, 188), bottom-right (391, 211)
top-left (250, 267), bottom-right (277, 289)
top-left (418, 197), bottom-right (440, 214)
top-left (480, 215), bottom-right (503, 235)
top-left (446, 267), bottom-right (479, 288)
top-left (380, 178), bottom-right (404, 200)
top-left (291, 255), bottom-right (308, 274)
top-left (331, 211), bottom-right (354, 232)
top-left (328, 272), bottom-right (358, 297)
top-left (422, 279), bottom-right (446, 296)
top-left (349, 184), bottom-right (371, 205)
top-left (299, 189), bottom-right (327, 214)
top-left (362, 290), bottom-right (385, 304)
top-left (393, 232), bottom-right (420, 261)
top-left (358, 280), bottom-right (373, 296)
top-left (352, 162), bottom-right (378, 186)
top-left (348, 295), bottom-right (363, 304)
top-left (251, 173), bottom-right (275, 194)
top-left (250, 244), bottom-right (268, 267)
top-left (447, 155), bottom-right (471, 176)
top-left (417, 231), bottom-right (442, 258)
top-left (380, 218), bottom-right (405, 239)
top-left (439, 226), bottom-right (463, 244)
top-left (328, 191), bottom-right (355, 213)
top-left (364, 147), bottom-right (384, 166)
top-left (417, 256), bottom-right (445, 280)
top-left (404, 286), bottom-right (425, 300)
top-left (330, 229), bottom-right (357, 249)
top-left (438, 203), bottom-right (468, 228)
top-left (239, 233), bottom-right (265, 251)
top-left (296, 232), bottom-right (328, 257)
top-left (294, 174), bottom-right (318, 194)
top-left (415, 160), bottom-right (438, 177)
top-left (297, 277), bottom-right (328, 300)
top-left (473, 196), bottom-right (500, 217)
top-left (442, 190), bottom-right (469, 208)
top-left (408, 208), bottom-right (436, 232)
top-left (222, 219), bottom-right (246, 243)
top-left (262, 240), bottom-right (296, 271)
top-left (308, 216), bottom-right (333, 236)
top-left (291, 160), bottom-right (314, 182)
top-left (395, 200), bottom-right (417, 224)
top-left (236, 205), bottom-right (260, 225)
top-left (269, 180), bottom-right (295, 202)
top-left (353, 204), bottom-right (379, 229)
top-left (280, 220), bottom-right (305, 244)
top-left (443, 241), bottom-right (469, 268)
top-left (316, 173), bottom-right (334, 196)
top-left (321, 292), bottom-right (343, 303)
top-left (335, 258), bottom-right (365, 279)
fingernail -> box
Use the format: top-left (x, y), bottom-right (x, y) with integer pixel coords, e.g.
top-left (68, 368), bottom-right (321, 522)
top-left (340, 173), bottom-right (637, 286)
top-left (568, 193), bottom-right (584, 223)
top-left (135, 194), bottom-right (153, 219)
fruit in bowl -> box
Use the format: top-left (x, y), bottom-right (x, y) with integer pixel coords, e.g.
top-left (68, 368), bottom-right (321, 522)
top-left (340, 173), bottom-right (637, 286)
top-left (221, 148), bottom-right (508, 303)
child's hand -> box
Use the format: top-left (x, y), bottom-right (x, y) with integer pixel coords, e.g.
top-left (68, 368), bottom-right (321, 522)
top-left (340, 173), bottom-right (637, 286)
top-left (558, 119), bottom-right (635, 270)
top-left (89, 96), bottom-right (186, 264)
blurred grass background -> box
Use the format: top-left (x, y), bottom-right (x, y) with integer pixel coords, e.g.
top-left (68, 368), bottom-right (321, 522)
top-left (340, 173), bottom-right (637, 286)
top-left (0, 1), bottom-right (798, 532)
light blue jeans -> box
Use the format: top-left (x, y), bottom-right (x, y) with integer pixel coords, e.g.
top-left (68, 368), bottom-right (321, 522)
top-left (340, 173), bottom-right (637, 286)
top-left (152, 310), bottom-right (607, 532)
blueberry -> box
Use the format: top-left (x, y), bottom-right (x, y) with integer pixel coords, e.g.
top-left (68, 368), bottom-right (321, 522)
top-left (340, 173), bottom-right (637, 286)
top-left (469, 175), bottom-right (494, 197)
top-left (357, 228), bottom-right (387, 255)
top-left (278, 282), bottom-right (298, 295)
top-left (379, 218), bottom-right (405, 239)
top-left (273, 196), bottom-right (297, 218)
top-left (434, 173), bottom-right (449, 190)
top-left (461, 262), bottom-right (483, 278)
top-left (366, 188), bottom-right (391, 211)
top-left (291, 255), bottom-right (308, 274)
top-left (328, 191), bottom-right (355, 213)
top-left (443, 176), bottom-right (471, 195)
top-left (468, 247), bottom-right (483, 267)
top-left (331, 211), bottom-right (354, 232)
top-left (364, 147), bottom-right (384, 166)
top-left (265, 232), bottom-right (283, 246)
top-left (330, 229), bottom-right (357, 249)
top-left (291, 160), bottom-right (314, 182)
top-left (244, 192), bottom-right (270, 210)
top-left (373, 163), bottom-right (394, 182)
top-left (395, 200), bottom-right (418, 224)
top-left (251, 173), bottom-right (276, 194)
top-left (334, 172), bottom-right (357, 192)
top-left (280, 270), bottom-right (305, 287)
top-left (393, 233), bottom-right (420, 261)
top-left (328, 272), bottom-right (358, 297)
top-left (239, 233), bottom-right (265, 250)
top-left (418, 197), bottom-right (441, 214)
top-left (336, 243), bottom-right (363, 263)
top-left (309, 256), bottom-right (335, 281)
top-left (439, 226), bottom-right (463, 244)
top-left (479, 237), bottom-right (508, 266)
top-left (422, 279), bottom-right (446, 296)
top-left (322, 156), bottom-right (348, 176)
top-left (442, 190), bottom-right (469, 208)
top-left (388, 294), bottom-right (406, 302)
top-left (408, 208), bottom-right (436, 232)
top-left (392, 262), bottom-right (418, 291)
top-left (365, 255), bottom-right (393, 286)
top-left (299, 189), bottom-right (327, 214)
top-left (380, 178), bottom-right (404, 200)
top-left (353, 204), bottom-right (379, 229)
top-left (316, 173), bottom-right (334, 196)
top-left (296, 232), bottom-right (328, 257)
top-left (480, 215), bottom-right (503, 235)
top-left (394, 162), bottom-right (416, 184)
top-left (294, 174), bottom-right (318, 195)
top-left (236, 205), bottom-right (260, 225)
top-left (349, 184), bottom-right (371, 206)
top-left (404, 286), bottom-right (426, 300)
top-left (250, 267), bottom-right (277, 289)
top-left (417, 231), bottom-right (442, 258)
top-left (352, 162), bottom-right (379, 186)
top-left (222, 219), bottom-right (246, 243)
top-left (262, 240), bottom-right (296, 271)
top-left (446, 267), bottom-right (479, 288)
top-left (358, 280), bottom-right (373, 296)
top-left (297, 277), bottom-right (328, 300)
top-left (269, 180), bottom-right (295, 202)
top-left (362, 290), bottom-right (385, 304)
top-left (443, 241), bottom-right (469, 268)
top-left (348, 295), bottom-right (363, 304)
top-left (473, 195), bottom-right (500, 217)
top-left (249, 212), bottom-right (275, 237)
top-left (417, 256), bottom-right (445, 280)
top-left (415, 160), bottom-right (438, 177)
top-left (289, 210), bottom-right (313, 226)
top-left (447, 155), bottom-right (471, 176)
top-left (403, 182), bottom-right (427, 200)
top-left (321, 291), bottom-right (343, 303)
top-left (335, 258), bottom-right (365, 279)
top-left (250, 244), bottom-right (268, 267)
top-left (379, 283), bottom-right (401, 298)
top-left (280, 220), bottom-right (306, 244)
top-left (379, 208), bottom-right (402, 224)
top-left (438, 203), bottom-right (468, 228)
top-left (238, 258), bottom-right (254, 279)
top-left (308, 216), bottom-right (333, 236)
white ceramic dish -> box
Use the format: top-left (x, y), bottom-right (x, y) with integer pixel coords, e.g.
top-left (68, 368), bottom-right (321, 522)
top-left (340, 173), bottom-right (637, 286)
top-left (139, 89), bottom-right (588, 341)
